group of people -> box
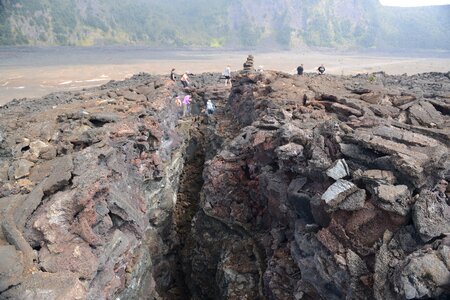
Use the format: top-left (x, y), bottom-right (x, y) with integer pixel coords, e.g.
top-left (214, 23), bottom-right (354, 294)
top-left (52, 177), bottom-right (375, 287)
top-left (171, 68), bottom-right (191, 88)
top-left (170, 62), bottom-right (326, 119)
top-left (297, 64), bottom-right (326, 75)
top-left (174, 94), bottom-right (192, 117)
top-left (170, 65), bottom-right (232, 88)
top-left (169, 66), bottom-right (227, 118)
top-left (173, 94), bottom-right (215, 118)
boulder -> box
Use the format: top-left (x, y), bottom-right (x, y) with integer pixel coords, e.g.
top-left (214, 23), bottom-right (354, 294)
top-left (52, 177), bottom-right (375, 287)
top-left (13, 159), bottom-right (34, 179)
top-left (254, 115), bottom-right (281, 130)
top-left (391, 94), bottom-right (416, 107)
top-left (0, 245), bottom-right (25, 292)
top-left (393, 249), bottom-right (450, 299)
top-left (136, 85), bottom-right (155, 96)
top-left (360, 92), bottom-right (384, 104)
top-left (373, 184), bottom-right (411, 216)
top-left (39, 243), bottom-right (99, 280)
top-left (275, 143), bottom-right (305, 166)
top-left (408, 101), bottom-right (444, 127)
top-left (0, 271), bottom-right (87, 300)
top-left (122, 91), bottom-right (147, 102)
top-left (413, 190), bottom-right (450, 242)
top-left (359, 169), bottom-right (396, 185)
top-left (29, 140), bottom-right (56, 160)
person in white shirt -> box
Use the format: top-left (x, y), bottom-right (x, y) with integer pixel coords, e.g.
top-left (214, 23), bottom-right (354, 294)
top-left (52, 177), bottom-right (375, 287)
top-left (181, 73), bottom-right (189, 88)
top-left (206, 99), bottom-right (215, 114)
top-left (223, 65), bottom-right (231, 86)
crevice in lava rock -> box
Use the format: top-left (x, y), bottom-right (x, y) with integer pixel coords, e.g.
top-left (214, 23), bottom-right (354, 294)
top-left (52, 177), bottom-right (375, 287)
top-left (171, 120), bottom-right (206, 299)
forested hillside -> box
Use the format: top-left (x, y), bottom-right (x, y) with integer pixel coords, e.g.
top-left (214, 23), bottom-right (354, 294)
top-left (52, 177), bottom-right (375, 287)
top-left (0, 0), bottom-right (449, 49)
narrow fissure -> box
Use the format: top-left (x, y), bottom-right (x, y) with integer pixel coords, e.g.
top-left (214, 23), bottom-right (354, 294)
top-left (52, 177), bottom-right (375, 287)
top-left (155, 85), bottom-right (245, 299)
top-left (171, 120), bottom-right (206, 299)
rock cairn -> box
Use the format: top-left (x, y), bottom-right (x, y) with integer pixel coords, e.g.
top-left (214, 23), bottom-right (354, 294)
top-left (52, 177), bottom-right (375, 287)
top-left (242, 55), bottom-right (254, 73)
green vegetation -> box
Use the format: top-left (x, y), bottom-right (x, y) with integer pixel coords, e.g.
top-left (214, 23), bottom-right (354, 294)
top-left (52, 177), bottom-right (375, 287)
top-left (0, 0), bottom-right (448, 50)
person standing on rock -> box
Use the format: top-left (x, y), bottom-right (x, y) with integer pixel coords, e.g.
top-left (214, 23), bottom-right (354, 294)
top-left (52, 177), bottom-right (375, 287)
top-left (170, 68), bottom-right (177, 81)
top-left (181, 72), bottom-right (190, 88)
top-left (318, 64), bottom-right (325, 75)
top-left (206, 99), bottom-right (215, 115)
top-left (297, 64), bottom-right (304, 75)
top-left (223, 65), bottom-right (231, 86)
top-left (175, 95), bottom-right (182, 117)
top-left (183, 95), bottom-right (191, 116)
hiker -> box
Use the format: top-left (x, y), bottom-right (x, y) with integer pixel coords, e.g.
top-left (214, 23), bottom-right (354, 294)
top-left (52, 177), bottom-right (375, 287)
top-left (181, 72), bottom-right (189, 88)
top-left (318, 64), bottom-right (325, 74)
top-left (183, 95), bottom-right (191, 116)
top-left (206, 99), bottom-right (215, 115)
top-left (175, 95), bottom-right (182, 106)
top-left (170, 68), bottom-right (176, 81)
top-left (297, 64), bottom-right (304, 75)
top-left (175, 95), bottom-right (182, 117)
top-left (223, 65), bottom-right (231, 86)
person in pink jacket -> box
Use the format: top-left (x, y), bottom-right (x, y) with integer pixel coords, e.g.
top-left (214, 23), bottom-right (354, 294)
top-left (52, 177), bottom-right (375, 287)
top-left (183, 95), bottom-right (191, 116)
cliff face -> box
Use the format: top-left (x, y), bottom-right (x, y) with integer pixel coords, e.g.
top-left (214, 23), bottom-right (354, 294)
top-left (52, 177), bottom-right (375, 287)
top-left (0, 63), bottom-right (450, 299)
top-left (1, 0), bottom-right (449, 49)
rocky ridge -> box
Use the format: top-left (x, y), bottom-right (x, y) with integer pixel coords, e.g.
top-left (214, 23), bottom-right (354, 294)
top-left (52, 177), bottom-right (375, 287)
top-left (0, 64), bottom-right (449, 299)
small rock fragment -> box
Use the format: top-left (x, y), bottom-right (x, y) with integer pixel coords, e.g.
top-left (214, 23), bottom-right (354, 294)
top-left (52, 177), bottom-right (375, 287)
top-left (326, 159), bottom-right (350, 180)
top-left (321, 179), bottom-right (358, 207)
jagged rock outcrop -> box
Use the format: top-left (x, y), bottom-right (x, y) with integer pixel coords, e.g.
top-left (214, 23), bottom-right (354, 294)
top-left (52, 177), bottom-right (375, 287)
top-left (0, 66), bottom-right (449, 300)
top-left (0, 72), bottom-right (224, 299)
top-left (196, 70), bottom-right (450, 299)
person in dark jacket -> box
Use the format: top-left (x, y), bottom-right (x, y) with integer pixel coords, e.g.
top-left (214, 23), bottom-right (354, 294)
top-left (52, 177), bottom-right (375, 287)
top-left (318, 64), bottom-right (325, 74)
top-left (170, 68), bottom-right (176, 81)
top-left (297, 64), bottom-right (304, 75)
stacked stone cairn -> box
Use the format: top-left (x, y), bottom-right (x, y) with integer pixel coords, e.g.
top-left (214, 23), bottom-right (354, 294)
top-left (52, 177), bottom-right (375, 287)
top-left (242, 55), bottom-right (254, 73)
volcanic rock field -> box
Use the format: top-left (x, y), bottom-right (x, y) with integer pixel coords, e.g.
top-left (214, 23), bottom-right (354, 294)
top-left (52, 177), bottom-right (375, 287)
top-left (0, 60), bottom-right (449, 299)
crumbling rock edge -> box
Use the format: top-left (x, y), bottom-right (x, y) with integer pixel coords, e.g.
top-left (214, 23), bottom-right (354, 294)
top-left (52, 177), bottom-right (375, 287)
top-left (0, 69), bottom-right (449, 299)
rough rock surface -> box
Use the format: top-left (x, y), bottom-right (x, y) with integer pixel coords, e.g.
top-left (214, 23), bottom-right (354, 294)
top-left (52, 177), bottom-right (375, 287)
top-left (0, 66), bottom-right (449, 300)
top-left (198, 70), bottom-right (450, 299)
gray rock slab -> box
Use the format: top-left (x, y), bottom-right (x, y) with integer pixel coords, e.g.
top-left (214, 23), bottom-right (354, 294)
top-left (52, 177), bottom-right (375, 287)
top-left (326, 159), bottom-right (350, 180)
top-left (413, 190), bottom-right (450, 242)
top-left (374, 184), bottom-right (411, 216)
top-left (393, 251), bottom-right (450, 299)
top-left (0, 271), bottom-right (87, 300)
top-left (360, 169), bottom-right (396, 185)
top-left (338, 189), bottom-right (366, 211)
top-left (0, 245), bottom-right (24, 292)
top-left (13, 159), bottom-right (34, 179)
top-left (321, 179), bottom-right (358, 207)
